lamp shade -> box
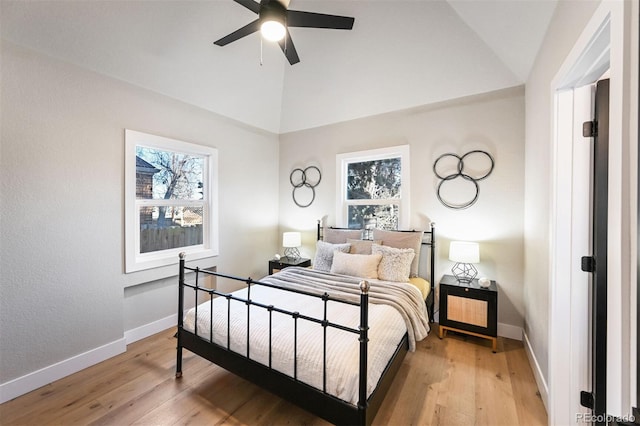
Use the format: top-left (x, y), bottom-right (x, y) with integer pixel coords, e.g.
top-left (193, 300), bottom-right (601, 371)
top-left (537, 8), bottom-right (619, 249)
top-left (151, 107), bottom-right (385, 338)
top-left (449, 241), bottom-right (480, 263)
top-left (283, 232), bottom-right (301, 248)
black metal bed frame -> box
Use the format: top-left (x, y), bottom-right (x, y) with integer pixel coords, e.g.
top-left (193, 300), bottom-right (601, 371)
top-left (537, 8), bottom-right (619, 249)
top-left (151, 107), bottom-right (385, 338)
top-left (175, 223), bottom-right (436, 425)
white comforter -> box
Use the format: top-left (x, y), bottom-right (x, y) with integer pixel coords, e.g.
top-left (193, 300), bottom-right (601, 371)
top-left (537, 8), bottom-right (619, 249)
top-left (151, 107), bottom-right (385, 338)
top-left (182, 268), bottom-right (429, 404)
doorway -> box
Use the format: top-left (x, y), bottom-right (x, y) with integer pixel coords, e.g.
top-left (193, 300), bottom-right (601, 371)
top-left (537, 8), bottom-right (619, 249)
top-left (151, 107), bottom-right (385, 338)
top-left (549, 9), bottom-right (611, 425)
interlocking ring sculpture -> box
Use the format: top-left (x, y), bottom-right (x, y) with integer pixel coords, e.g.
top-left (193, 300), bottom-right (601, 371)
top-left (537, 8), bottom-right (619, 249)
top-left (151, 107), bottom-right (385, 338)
top-left (433, 150), bottom-right (494, 209)
top-left (290, 166), bottom-right (322, 208)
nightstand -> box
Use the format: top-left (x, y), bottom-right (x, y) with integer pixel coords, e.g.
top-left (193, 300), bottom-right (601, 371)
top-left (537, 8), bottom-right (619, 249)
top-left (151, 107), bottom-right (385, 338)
top-left (438, 274), bottom-right (498, 352)
top-left (268, 257), bottom-right (311, 275)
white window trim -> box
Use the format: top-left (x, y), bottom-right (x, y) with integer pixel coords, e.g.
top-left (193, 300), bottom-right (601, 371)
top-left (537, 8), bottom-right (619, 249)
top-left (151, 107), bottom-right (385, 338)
top-left (335, 145), bottom-right (410, 229)
top-left (125, 129), bottom-right (219, 273)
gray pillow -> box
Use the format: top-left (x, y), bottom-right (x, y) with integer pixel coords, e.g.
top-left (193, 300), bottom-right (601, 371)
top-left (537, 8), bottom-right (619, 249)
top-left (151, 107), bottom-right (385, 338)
top-left (324, 227), bottom-right (363, 244)
top-left (371, 244), bottom-right (415, 282)
top-left (313, 240), bottom-right (351, 272)
top-left (347, 239), bottom-right (382, 255)
top-left (372, 229), bottom-right (424, 277)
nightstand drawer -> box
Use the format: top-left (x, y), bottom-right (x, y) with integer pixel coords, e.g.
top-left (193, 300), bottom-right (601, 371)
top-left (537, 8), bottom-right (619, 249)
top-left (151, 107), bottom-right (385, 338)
top-left (447, 295), bottom-right (488, 328)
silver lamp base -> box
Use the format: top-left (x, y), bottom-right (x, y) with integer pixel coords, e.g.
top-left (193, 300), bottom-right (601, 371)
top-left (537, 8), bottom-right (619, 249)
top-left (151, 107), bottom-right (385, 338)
top-left (283, 247), bottom-right (300, 261)
top-left (452, 262), bottom-right (478, 283)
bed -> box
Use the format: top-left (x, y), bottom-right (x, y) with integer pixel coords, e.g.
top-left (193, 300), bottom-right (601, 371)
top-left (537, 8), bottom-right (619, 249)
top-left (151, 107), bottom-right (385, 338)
top-left (317, 221), bottom-right (436, 323)
top-left (175, 222), bottom-right (436, 425)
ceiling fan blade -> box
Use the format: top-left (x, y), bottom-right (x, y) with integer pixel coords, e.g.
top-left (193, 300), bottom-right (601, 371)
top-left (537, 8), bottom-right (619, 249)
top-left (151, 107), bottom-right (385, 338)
top-left (278, 29), bottom-right (300, 65)
top-left (214, 19), bottom-right (261, 46)
top-left (286, 10), bottom-right (354, 30)
top-left (233, 0), bottom-right (260, 14)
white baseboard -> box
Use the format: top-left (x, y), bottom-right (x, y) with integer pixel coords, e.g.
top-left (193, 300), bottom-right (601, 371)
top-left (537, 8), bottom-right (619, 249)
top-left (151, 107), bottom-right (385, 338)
top-left (0, 338), bottom-right (126, 404)
top-left (498, 322), bottom-right (523, 341)
top-left (0, 315), bottom-right (177, 405)
top-left (523, 330), bottom-right (549, 411)
top-left (124, 314), bottom-right (176, 345)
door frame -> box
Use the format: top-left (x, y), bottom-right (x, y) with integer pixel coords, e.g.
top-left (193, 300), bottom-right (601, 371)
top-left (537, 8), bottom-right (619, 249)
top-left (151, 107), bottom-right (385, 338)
top-left (549, 1), bottom-right (632, 423)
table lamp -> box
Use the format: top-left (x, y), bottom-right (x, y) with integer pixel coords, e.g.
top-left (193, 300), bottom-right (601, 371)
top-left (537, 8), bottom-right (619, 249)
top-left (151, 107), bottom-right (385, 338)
top-left (449, 241), bottom-right (480, 283)
top-left (283, 232), bottom-right (302, 260)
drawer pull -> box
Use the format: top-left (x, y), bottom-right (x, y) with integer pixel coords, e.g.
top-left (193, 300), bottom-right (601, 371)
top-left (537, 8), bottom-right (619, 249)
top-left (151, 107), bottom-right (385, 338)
top-left (465, 288), bottom-right (469, 292)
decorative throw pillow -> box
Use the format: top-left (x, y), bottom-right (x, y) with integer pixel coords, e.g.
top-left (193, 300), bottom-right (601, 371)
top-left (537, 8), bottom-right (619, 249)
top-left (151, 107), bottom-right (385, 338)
top-left (371, 244), bottom-right (415, 282)
top-left (330, 251), bottom-right (382, 280)
top-left (346, 239), bottom-right (382, 255)
top-left (372, 229), bottom-right (423, 277)
top-left (313, 240), bottom-right (351, 272)
top-left (324, 227), bottom-right (363, 244)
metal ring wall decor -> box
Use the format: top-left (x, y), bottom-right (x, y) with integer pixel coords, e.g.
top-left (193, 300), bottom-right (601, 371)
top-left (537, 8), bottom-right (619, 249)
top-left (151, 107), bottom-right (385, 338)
top-left (433, 150), bottom-right (495, 209)
top-left (290, 166), bottom-right (322, 208)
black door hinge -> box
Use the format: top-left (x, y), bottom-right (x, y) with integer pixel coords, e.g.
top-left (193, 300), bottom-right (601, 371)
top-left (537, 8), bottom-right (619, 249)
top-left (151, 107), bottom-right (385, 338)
top-left (581, 391), bottom-right (594, 409)
top-left (583, 120), bottom-right (597, 137)
top-left (581, 256), bottom-right (596, 272)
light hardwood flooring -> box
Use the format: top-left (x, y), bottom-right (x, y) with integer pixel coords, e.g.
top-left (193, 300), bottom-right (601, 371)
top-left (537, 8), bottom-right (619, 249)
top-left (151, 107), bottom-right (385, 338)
top-left (0, 326), bottom-right (547, 425)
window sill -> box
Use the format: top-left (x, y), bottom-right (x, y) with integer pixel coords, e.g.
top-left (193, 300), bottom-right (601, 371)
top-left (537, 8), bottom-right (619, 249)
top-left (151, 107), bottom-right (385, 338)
top-left (124, 254), bottom-right (217, 288)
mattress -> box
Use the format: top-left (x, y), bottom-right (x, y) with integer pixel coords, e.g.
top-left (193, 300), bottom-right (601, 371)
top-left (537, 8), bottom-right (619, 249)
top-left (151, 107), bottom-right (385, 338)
top-left (183, 269), bottom-right (428, 404)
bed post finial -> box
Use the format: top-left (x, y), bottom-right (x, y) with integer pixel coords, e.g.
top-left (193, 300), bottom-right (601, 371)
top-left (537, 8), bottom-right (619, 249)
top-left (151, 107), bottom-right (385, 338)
top-left (359, 280), bottom-right (370, 294)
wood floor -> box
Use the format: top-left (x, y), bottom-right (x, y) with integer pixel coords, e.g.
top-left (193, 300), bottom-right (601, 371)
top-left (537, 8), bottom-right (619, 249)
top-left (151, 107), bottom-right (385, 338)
top-left (0, 326), bottom-right (547, 425)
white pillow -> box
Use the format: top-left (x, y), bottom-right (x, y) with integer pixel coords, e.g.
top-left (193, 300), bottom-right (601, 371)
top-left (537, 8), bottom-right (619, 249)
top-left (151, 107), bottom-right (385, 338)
top-left (371, 243), bottom-right (415, 282)
top-left (330, 251), bottom-right (382, 279)
top-left (313, 240), bottom-right (351, 272)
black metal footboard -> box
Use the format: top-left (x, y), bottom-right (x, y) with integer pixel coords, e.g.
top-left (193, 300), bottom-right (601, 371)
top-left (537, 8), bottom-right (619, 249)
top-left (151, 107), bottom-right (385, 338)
top-left (175, 253), bottom-right (407, 426)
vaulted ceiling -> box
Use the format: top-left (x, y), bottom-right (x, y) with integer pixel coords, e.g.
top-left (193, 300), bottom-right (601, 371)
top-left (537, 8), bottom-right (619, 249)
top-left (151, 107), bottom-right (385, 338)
top-left (1, 0), bottom-right (557, 134)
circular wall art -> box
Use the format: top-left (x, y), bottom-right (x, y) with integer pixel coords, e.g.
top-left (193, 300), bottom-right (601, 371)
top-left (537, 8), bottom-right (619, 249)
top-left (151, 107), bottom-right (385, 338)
top-left (433, 150), bottom-right (494, 209)
top-left (289, 165), bottom-right (322, 208)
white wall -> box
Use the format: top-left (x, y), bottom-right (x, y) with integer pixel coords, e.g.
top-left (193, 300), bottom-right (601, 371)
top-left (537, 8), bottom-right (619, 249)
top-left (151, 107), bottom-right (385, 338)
top-left (279, 87), bottom-right (526, 334)
top-left (0, 41), bottom-right (280, 397)
top-left (524, 0), bottom-right (639, 416)
top-left (524, 0), bottom-right (603, 403)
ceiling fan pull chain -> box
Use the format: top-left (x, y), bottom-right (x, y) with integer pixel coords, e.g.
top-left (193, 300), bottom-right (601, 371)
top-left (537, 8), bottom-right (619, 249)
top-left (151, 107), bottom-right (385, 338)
top-left (260, 38), bottom-right (263, 66)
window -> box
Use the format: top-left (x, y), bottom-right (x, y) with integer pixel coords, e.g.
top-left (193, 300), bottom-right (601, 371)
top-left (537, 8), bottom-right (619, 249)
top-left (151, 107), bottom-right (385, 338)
top-left (125, 130), bottom-right (218, 273)
top-left (336, 145), bottom-right (410, 231)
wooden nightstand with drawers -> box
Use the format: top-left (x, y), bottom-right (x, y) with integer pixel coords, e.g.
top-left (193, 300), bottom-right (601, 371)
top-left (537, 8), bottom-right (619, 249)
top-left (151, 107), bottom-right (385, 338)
top-left (438, 274), bottom-right (498, 352)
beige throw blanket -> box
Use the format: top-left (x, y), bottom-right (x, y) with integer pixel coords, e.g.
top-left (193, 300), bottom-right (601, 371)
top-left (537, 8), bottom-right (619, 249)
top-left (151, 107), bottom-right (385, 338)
top-left (262, 267), bottom-right (430, 351)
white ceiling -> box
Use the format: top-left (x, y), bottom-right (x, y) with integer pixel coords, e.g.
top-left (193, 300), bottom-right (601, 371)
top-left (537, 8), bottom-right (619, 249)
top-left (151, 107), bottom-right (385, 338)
top-left (1, 0), bottom-right (557, 134)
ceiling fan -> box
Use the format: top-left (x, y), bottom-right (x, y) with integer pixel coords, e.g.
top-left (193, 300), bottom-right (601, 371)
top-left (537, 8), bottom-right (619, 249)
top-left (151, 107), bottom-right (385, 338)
top-left (214, 0), bottom-right (355, 65)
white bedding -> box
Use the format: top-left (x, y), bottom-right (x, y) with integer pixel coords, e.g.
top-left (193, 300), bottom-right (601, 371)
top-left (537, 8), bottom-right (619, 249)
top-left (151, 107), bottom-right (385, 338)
top-left (183, 268), bottom-right (428, 404)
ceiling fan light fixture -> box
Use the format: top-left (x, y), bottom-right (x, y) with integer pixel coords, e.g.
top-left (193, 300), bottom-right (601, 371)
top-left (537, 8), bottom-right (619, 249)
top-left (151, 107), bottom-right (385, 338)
top-left (214, 0), bottom-right (355, 65)
top-left (261, 20), bottom-right (286, 42)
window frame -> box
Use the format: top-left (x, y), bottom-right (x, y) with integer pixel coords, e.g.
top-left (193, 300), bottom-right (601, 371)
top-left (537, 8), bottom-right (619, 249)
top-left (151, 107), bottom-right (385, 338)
top-left (335, 145), bottom-right (411, 230)
top-left (125, 129), bottom-right (219, 273)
